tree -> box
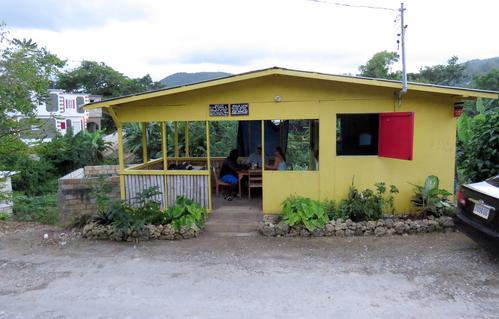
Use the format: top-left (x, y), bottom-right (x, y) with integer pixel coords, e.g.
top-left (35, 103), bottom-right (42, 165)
top-left (57, 60), bottom-right (164, 132)
top-left (0, 24), bottom-right (65, 168)
top-left (473, 68), bottom-right (499, 91)
top-left (358, 51), bottom-right (400, 79)
top-left (458, 108), bottom-right (499, 183)
top-left (409, 56), bottom-right (466, 86)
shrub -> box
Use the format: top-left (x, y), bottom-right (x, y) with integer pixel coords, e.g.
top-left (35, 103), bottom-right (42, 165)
top-left (13, 193), bottom-right (59, 224)
top-left (322, 200), bottom-right (348, 221)
top-left (90, 185), bottom-right (208, 234)
top-left (11, 156), bottom-right (58, 196)
top-left (281, 195), bottom-right (329, 231)
top-left (37, 130), bottom-right (111, 177)
top-left (164, 196), bottom-right (208, 231)
top-left (411, 175), bottom-right (453, 217)
top-left (338, 182), bottom-right (399, 221)
top-left (458, 108), bottom-right (499, 183)
top-left (0, 212), bottom-right (11, 221)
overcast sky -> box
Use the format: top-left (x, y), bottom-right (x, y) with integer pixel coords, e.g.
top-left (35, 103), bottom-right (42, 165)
top-left (2, 0), bottom-right (498, 80)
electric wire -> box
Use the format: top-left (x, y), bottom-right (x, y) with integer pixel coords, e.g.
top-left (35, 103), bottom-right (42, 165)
top-left (306, 0), bottom-right (397, 12)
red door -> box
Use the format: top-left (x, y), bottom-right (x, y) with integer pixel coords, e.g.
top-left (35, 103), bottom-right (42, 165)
top-left (378, 112), bottom-right (414, 160)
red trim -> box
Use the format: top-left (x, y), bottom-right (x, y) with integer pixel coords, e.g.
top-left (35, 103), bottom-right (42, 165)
top-left (378, 112), bottom-right (414, 160)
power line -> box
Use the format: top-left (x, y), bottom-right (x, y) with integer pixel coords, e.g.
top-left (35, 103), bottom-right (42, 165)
top-left (307, 0), bottom-right (397, 12)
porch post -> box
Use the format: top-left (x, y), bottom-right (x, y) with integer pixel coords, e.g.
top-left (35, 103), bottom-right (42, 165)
top-left (117, 125), bottom-right (126, 200)
top-left (161, 122), bottom-right (168, 207)
top-left (185, 121), bottom-right (189, 158)
top-left (261, 120), bottom-right (265, 210)
top-left (141, 122), bottom-right (148, 163)
top-left (174, 121), bottom-right (179, 158)
top-left (206, 121), bottom-right (212, 211)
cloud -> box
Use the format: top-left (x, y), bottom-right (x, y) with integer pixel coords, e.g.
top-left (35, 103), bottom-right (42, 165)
top-left (5, 0), bottom-right (499, 81)
top-left (0, 0), bottom-right (148, 30)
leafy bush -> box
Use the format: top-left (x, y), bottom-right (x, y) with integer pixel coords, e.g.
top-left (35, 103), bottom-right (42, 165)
top-left (458, 108), bottom-right (499, 183)
top-left (411, 175), bottom-right (453, 217)
top-left (13, 193), bottom-right (59, 224)
top-left (0, 212), bottom-right (11, 221)
top-left (281, 195), bottom-right (329, 231)
top-left (11, 156), bottom-right (58, 196)
top-left (92, 186), bottom-right (163, 233)
top-left (164, 196), bottom-right (208, 231)
top-left (37, 129), bottom-right (111, 176)
top-left (90, 186), bottom-right (207, 233)
top-left (322, 200), bottom-right (348, 221)
top-left (338, 182), bottom-right (399, 221)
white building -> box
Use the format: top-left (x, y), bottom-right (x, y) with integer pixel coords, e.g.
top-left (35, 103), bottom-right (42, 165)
top-left (24, 90), bottom-right (102, 139)
top-left (0, 172), bottom-right (15, 216)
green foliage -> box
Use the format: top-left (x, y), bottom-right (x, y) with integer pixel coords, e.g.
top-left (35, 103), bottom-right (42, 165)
top-left (338, 182), bottom-right (399, 221)
top-left (410, 175), bottom-right (453, 217)
top-left (12, 193), bottom-right (59, 224)
top-left (90, 176), bottom-right (113, 215)
top-left (37, 130), bottom-right (111, 176)
top-left (409, 56), bottom-right (466, 86)
top-left (286, 120), bottom-right (316, 170)
top-left (93, 186), bottom-right (163, 232)
top-left (11, 156), bottom-right (58, 196)
top-left (0, 24), bottom-right (64, 168)
top-left (473, 68), bottom-right (499, 91)
top-left (358, 51), bottom-right (400, 79)
top-left (457, 109), bottom-right (499, 183)
top-left (281, 195), bottom-right (329, 231)
top-left (0, 212), bottom-right (11, 221)
top-left (90, 186), bottom-right (207, 233)
top-left (322, 200), bottom-right (348, 221)
top-left (123, 122), bottom-right (162, 160)
top-left (209, 121), bottom-right (238, 157)
top-left (163, 196), bottom-right (208, 231)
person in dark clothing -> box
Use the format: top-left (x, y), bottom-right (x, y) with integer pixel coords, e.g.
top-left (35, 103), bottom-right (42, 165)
top-left (220, 149), bottom-right (246, 200)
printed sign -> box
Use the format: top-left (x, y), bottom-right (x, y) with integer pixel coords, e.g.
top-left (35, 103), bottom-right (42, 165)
top-left (230, 103), bottom-right (249, 116)
top-left (209, 104), bottom-right (229, 116)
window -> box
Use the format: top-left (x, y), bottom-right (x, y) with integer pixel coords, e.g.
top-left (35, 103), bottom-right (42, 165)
top-left (45, 93), bottom-right (59, 112)
top-left (337, 112), bottom-right (414, 160)
top-left (264, 119), bottom-right (319, 171)
top-left (66, 119), bottom-right (72, 131)
top-left (337, 114), bottom-right (379, 156)
top-left (76, 96), bottom-right (85, 114)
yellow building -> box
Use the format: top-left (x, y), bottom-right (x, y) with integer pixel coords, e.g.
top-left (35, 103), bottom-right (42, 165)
top-left (85, 67), bottom-right (498, 214)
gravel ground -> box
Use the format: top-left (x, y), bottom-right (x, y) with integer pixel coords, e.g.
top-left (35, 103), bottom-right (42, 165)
top-left (0, 223), bottom-right (498, 319)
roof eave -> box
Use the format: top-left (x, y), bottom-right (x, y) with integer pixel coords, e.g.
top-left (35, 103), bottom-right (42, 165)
top-left (83, 67), bottom-right (499, 110)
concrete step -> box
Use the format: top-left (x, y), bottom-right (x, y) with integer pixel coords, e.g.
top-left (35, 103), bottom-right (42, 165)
top-left (206, 204), bottom-right (263, 234)
top-left (204, 222), bottom-right (259, 233)
top-left (208, 212), bottom-right (263, 220)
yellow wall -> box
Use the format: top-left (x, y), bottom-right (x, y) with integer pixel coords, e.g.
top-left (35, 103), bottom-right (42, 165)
top-left (113, 74), bottom-right (458, 213)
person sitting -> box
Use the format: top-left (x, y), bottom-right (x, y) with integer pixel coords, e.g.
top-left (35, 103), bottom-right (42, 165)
top-left (265, 147), bottom-right (287, 171)
top-left (245, 145), bottom-right (262, 168)
top-left (220, 149), bottom-right (246, 200)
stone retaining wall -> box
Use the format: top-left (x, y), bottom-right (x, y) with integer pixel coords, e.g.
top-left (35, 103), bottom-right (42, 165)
top-left (81, 223), bottom-right (201, 242)
top-left (58, 166), bottom-right (120, 225)
top-left (259, 215), bottom-right (456, 237)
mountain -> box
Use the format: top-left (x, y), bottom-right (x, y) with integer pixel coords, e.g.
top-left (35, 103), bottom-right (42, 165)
top-left (464, 57), bottom-right (499, 77)
top-left (160, 72), bottom-right (232, 88)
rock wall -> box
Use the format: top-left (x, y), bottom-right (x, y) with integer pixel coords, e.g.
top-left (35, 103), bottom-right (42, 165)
top-left (259, 215), bottom-right (456, 237)
top-left (58, 166), bottom-right (120, 225)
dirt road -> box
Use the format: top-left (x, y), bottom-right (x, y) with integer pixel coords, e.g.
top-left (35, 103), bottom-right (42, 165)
top-left (0, 224), bottom-right (498, 318)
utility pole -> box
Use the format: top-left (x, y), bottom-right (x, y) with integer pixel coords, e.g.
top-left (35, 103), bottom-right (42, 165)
top-left (399, 2), bottom-right (408, 97)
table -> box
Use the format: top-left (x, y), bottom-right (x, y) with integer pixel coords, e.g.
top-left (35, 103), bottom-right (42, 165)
top-left (238, 169), bottom-right (262, 198)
